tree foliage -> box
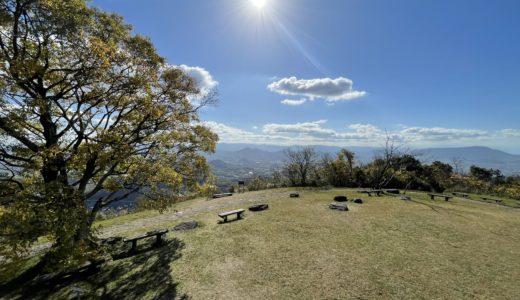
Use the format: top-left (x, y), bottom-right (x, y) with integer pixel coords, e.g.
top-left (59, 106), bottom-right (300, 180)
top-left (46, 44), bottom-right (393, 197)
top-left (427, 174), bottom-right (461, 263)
top-left (0, 0), bottom-right (217, 266)
top-left (282, 147), bottom-right (317, 187)
top-left (274, 146), bottom-right (519, 200)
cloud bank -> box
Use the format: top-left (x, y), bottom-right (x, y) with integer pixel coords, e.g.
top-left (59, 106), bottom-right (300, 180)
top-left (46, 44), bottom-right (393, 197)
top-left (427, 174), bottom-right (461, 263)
top-left (203, 120), bottom-right (518, 149)
top-left (268, 76), bottom-right (366, 103)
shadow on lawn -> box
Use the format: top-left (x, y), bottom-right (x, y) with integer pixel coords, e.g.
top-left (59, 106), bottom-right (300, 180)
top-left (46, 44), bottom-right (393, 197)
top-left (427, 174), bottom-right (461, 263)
top-left (11, 238), bottom-right (188, 299)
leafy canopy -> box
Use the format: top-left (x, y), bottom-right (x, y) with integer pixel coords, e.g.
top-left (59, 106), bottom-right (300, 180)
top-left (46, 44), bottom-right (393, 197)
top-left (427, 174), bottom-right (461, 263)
top-left (0, 0), bottom-right (218, 264)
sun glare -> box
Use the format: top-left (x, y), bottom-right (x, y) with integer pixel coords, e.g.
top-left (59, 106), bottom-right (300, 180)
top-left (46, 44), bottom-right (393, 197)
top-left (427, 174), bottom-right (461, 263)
top-left (250, 0), bottom-right (267, 9)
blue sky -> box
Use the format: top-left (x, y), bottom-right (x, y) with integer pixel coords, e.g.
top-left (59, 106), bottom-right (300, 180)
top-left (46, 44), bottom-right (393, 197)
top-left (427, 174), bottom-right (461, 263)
top-left (92, 0), bottom-right (520, 153)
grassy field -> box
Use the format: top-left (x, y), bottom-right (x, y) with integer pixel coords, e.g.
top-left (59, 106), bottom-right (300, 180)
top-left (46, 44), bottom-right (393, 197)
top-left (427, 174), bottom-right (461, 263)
top-left (2, 189), bottom-right (520, 299)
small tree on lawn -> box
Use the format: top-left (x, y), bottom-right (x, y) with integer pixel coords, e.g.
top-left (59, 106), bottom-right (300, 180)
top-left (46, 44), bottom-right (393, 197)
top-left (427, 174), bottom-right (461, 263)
top-left (366, 135), bottom-right (401, 189)
top-left (283, 147), bottom-right (317, 186)
top-left (0, 0), bottom-right (218, 268)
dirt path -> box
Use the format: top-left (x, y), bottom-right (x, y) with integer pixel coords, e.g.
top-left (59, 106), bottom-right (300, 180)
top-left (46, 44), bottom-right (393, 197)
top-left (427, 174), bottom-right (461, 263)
top-left (28, 190), bottom-right (290, 256)
top-left (99, 189), bottom-right (288, 237)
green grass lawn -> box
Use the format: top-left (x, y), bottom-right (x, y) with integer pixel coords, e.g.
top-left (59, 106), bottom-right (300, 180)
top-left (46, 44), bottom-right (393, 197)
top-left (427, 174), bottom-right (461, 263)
top-left (2, 189), bottom-right (520, 299)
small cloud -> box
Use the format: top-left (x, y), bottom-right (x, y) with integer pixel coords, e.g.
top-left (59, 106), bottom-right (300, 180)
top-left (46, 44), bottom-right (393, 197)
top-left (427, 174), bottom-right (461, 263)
top-left (348, 124), bottom-right (382, 134)
top-left (281, 98), bottom-right (307, 106)
top-left (268, 76), bottom-right (366, 102)
top-left (174, 64), bottom-right (218, 96)
top-left (499, 129), bottom-right (520, 138)
top-left (263, 120), bottom-right (336, 138)
top-left (400, 127), bottom-right (490, 141)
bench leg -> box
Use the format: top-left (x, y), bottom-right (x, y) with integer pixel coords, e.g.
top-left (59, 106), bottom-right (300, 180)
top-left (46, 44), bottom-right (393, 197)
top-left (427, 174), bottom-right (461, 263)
top-left (223, 216), bottom-right (227, 223)
top-left (430, 195), bottom-right (434, 200)
top-left (130, 241), bottom-right (137, 252)
top-left (155, 234), bottom-right (164, 247)
top-left (237, 212), bottom-right (242, 220)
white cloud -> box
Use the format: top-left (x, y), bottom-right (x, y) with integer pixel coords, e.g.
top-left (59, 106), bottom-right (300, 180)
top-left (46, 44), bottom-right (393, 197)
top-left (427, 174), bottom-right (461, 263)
top-left (203, 121), bottom-right (292, 144)
top-left (174, 64), bottom-right (218, 96)
top-left (400, 127), bottom-right (489, 141)
top-left (281, 98), bottom-right (307, 106)
top-left (348, 124), bottom-right (382, 135)
top-left (499, 129), bottom-right (520, 138)
top-left (268, 76), bottom-right (366, 102)
top-left (263, 120), bottom-right (335, 138)
top-left (203, 121), bottom-right (519, 149)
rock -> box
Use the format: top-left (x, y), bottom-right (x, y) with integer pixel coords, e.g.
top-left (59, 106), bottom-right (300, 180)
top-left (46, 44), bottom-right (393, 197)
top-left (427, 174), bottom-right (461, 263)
top-left (249, 204), bottom-right (269, 211)
top-left (400, 196), bottom-right (411, 201)
top-left (352, 198), bottom-right (363, 204)
top-left (334, 195), bottom-right (348, 202)
top-left (173, 220), bottom-right (199, 231)
top-left (290, 192), bottom-right (299, 198)
top-left (329, 203), bottom-right (349, 211)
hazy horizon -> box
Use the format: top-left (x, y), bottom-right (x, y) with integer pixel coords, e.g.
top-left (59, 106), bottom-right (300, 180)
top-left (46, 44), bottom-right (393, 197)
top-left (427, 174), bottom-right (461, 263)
top-left (214, 142), bottom-right (520, 155)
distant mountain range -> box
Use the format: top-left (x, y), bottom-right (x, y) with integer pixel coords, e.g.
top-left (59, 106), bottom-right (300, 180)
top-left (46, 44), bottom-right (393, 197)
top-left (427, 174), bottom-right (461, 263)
top-left (417, 146), bottom-right (520, 175)
top-left (207, 144), bottom-right (520, 183)
top-left (88, 144), bottom-right (520, 207)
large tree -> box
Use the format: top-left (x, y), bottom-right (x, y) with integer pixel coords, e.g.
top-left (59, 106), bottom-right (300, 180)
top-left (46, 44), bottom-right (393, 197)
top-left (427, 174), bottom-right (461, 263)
top-left (0, 0), bottom-right (217, 266)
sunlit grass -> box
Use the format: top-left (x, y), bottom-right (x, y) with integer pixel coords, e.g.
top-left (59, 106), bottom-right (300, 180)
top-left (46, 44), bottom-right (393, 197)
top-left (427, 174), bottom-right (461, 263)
top-left (2, 189), bottom-right (520, 299)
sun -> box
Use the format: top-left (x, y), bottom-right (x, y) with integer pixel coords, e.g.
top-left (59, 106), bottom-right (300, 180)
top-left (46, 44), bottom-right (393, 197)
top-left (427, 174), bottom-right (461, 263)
top-left (250, 0), bottom-right (267, 9)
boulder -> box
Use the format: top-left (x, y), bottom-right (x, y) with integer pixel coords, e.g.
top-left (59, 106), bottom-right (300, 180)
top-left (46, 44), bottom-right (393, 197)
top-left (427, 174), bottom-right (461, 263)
top-left (334, 195), bottom-right (348, 202)
top-left (290, 192), bottom-right (299, 198)
top-left (329, 203), bottom-right (349, 211)
top-left (352, 198), bottom-right (363, 204)
top-left (249, 204), bottom-right (269, 211)
top-left (173, 220), bottom-right (199, 231)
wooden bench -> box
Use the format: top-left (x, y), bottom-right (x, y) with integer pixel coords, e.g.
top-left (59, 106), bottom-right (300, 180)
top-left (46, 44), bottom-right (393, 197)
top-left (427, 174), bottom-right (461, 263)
top-left (358, 190), bottom-right (383, 197)
top-left (482, 197), bottom-right (503, 204)
top-left (427, 193), bottom-right (453, 201)
top-left (213, 193), bottom-right (233, 199)
top-left (123, 229), bottom-right (168, 252)
top-left (452, 192), bottom-right (469, 198)
top-left (218, 209), bottom-right (245, 223)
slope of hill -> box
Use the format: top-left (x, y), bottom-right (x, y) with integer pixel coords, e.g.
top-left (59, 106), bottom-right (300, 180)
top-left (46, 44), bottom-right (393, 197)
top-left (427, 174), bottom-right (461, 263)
top-left (5, 189), bottom-right (520, 299)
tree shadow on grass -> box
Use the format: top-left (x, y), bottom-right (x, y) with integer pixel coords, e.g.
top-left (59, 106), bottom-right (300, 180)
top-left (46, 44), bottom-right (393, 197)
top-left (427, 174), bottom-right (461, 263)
top-left (218, 216), bottom-right (246, 225)
top-left (408, 198), bottom-right (442, 213)
top-left (12, 237), bottom-right (188, 299)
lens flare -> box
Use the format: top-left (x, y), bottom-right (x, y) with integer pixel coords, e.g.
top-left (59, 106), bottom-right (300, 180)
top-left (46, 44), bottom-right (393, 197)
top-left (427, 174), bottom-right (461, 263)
top-left (250, 0), bottom-right (267, 9)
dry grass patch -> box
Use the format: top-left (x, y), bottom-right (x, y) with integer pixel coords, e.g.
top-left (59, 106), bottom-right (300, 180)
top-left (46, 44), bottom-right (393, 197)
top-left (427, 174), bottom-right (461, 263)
top-left (2, 189), bottom-right (519, 299)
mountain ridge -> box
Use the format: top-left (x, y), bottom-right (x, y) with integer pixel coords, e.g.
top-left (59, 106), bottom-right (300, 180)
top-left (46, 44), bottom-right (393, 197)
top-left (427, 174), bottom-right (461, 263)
top-left (208, 144), bottom-right (520, 176)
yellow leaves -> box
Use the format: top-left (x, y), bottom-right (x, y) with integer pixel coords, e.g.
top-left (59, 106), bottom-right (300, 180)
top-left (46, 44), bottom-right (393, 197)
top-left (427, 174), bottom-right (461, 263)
top-left (89, 37), bottom-right (116, 69)
top-left (103, 177), bottom-right (123, 192)
top-left (153, 164), bottom-right (182, 187)
top-left (0, 0), bottom-right (221, 265)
